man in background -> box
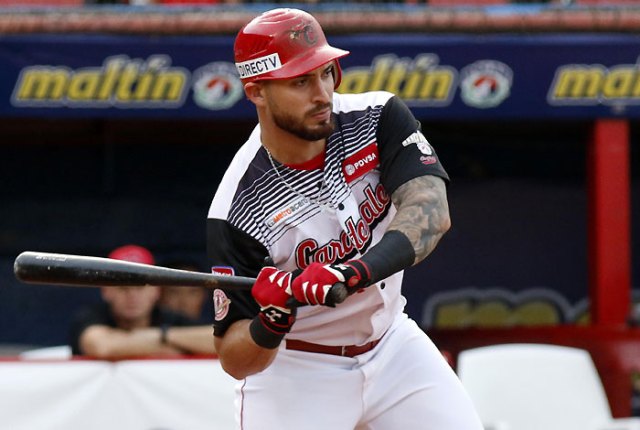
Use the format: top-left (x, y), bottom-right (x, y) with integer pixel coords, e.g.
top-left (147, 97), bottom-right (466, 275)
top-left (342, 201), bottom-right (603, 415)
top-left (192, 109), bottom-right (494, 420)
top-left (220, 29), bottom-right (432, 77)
top-left (69, 244), bottom-right (215, 358)
top-left (158, 260), bottom-right (210, 323)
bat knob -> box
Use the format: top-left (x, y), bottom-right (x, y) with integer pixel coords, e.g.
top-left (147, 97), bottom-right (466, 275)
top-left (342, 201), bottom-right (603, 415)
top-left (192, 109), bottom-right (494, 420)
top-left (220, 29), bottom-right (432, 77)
top-left (326, 283), bottom-right (348, 306)
top-left (14, 251), bottom-right (38, 282)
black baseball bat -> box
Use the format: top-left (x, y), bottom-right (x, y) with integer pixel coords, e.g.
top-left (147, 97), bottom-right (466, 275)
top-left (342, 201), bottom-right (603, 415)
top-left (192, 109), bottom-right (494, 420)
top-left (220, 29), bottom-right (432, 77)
top-left (13, 251), bottom-right (255, 289)
top-left (13, 251), bottom-right (348, 304)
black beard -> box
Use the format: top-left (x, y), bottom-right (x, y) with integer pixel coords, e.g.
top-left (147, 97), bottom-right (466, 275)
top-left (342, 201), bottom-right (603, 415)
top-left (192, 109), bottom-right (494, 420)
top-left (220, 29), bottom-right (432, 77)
top-left (273, 111), bottom-right (335, 141)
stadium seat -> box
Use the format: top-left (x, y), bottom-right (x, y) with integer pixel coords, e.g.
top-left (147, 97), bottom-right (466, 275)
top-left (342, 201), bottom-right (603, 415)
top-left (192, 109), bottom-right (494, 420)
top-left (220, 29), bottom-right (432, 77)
top-left (457, 343), bottom-right (640, 430)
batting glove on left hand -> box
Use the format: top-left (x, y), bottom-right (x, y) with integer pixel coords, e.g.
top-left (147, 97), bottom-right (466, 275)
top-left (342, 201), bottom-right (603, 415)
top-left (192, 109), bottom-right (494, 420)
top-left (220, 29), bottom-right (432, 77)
top-left (291, 260), bottom-right (372, 307)
top-left (250, 267), bottom-right (297, 349)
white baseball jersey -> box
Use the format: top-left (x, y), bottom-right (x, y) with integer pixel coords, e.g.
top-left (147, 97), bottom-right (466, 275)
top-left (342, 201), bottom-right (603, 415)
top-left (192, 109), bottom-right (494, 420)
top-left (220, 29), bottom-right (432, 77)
top-left (207, 91), bottom-right (449, 347)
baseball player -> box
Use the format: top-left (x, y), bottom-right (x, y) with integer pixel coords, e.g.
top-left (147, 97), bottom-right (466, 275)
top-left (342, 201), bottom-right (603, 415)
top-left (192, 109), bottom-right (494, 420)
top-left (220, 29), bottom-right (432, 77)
top-left (207, 8), bottom-right (483, 429)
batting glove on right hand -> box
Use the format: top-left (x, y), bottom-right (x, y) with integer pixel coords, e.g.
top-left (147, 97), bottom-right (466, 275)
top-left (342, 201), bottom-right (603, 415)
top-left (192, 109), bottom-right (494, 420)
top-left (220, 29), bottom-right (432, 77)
top-left (250, 266), bottom-right (297, 349)
top-left (291, 260), bottom-right (372, 307)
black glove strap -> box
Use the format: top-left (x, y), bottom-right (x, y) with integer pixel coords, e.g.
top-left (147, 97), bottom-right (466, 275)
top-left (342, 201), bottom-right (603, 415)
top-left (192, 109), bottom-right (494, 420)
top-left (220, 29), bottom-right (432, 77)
top-left (250, 316), bottom-right (286, 349)
top-left (360, 230), bottom-right (416, 283)
top-left (345, 260), bottom-right (372, 287)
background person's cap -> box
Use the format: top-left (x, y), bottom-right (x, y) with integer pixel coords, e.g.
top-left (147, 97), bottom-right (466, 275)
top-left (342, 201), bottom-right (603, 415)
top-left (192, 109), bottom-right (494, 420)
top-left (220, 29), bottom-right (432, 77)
top-left (108, 244), bottom-right (155, 265)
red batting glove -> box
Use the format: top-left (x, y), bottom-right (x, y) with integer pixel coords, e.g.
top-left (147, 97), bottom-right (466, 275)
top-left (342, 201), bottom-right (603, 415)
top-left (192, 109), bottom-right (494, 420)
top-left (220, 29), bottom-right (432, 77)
top-left (250, 267), bottom-right (296, 349)
top-left (252, 266), bottom-right (293, 310)
top-left (291, 260), bottom-right (372, 306)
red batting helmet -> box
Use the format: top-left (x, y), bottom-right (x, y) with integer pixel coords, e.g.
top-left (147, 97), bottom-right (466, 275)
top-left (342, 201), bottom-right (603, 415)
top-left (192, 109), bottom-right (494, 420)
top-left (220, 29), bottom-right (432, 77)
top-left (234, 8), bottom-right (350, 88)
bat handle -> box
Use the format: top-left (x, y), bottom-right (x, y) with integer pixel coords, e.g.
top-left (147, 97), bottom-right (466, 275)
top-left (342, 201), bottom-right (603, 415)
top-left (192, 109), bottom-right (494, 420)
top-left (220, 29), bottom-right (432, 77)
top-left (286, 281), bottom-right (349, 308)
top-left (285, 266), bottom-right (349, 307)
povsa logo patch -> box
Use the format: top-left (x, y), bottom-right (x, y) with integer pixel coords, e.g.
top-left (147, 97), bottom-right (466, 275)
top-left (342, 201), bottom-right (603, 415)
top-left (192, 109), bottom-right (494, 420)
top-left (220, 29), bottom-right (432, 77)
top-left (342, 143), bottom-right (379, 183)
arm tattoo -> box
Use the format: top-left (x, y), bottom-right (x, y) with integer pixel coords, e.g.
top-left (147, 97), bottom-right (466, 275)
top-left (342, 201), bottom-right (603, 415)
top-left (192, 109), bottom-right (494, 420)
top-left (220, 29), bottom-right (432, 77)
top-left (388, 175), bottom-right (451, 264)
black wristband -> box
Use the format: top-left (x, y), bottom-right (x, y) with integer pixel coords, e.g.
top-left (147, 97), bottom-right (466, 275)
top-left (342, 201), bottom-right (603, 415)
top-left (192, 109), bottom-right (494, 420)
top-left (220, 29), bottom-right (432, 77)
top-left (250, 316), bottom-right (286, 349)
top-left (360, 230), bottom-right (416, 283)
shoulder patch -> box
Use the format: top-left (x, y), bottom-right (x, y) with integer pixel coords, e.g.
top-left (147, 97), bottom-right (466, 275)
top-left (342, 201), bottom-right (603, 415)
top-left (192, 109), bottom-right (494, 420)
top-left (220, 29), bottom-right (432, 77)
top-left (211, 266), bottom-right (235, 276)
top-left (401, 131), bottom-right (433, 155)
top-left (213, 289), bottom-right (231, 321)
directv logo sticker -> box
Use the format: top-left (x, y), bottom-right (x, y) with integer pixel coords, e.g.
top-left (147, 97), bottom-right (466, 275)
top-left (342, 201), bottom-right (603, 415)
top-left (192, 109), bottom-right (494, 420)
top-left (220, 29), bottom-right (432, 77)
top-left (236, 53), bottom-right (282, 79)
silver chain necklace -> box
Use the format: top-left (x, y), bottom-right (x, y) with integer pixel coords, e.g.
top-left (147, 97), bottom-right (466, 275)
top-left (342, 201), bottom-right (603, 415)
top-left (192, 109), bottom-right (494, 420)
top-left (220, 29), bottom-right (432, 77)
top-left (265, 147), bottom-right (333, 211)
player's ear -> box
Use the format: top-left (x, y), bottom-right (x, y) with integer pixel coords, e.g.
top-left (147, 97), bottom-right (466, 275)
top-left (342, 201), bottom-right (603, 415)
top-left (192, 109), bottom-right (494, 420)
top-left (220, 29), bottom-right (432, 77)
top-left (244, 82), bottom-right (266, 107)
